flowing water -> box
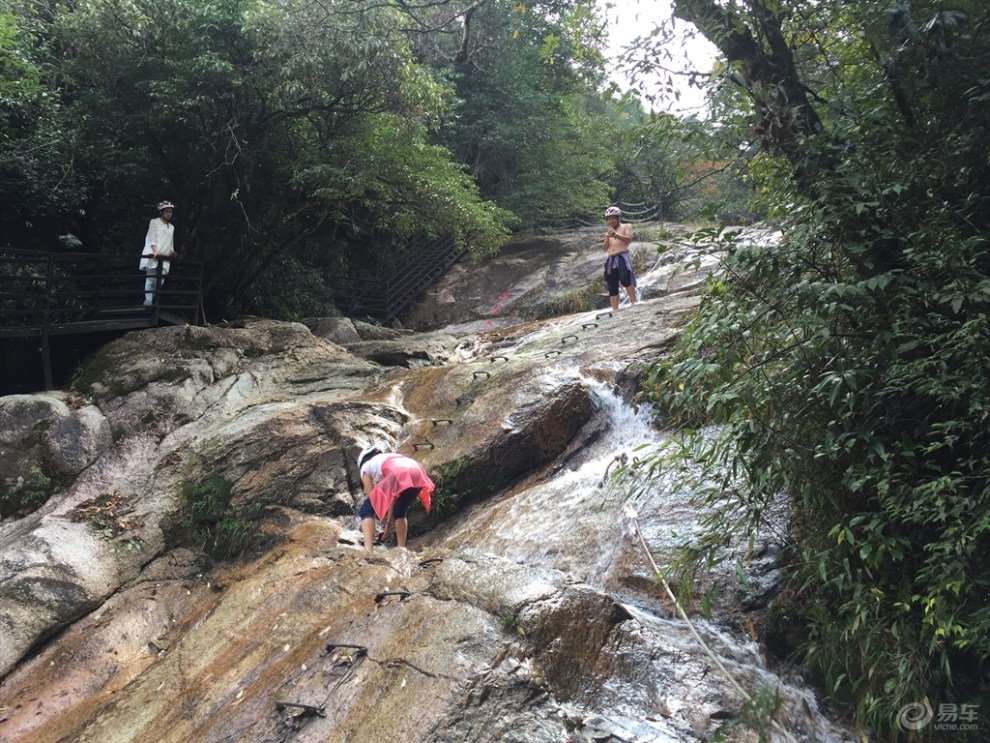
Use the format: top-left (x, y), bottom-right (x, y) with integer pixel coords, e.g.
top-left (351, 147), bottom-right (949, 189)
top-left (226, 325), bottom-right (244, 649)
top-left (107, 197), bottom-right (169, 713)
top-left (436, 373), bottom-right (672, 584)
top-left (432, 356), bottom-right (857, 742)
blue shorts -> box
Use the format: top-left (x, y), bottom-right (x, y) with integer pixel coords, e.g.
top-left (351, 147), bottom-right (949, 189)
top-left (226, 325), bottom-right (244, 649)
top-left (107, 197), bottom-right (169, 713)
top-left (359, 487), bottom-right (419, 520)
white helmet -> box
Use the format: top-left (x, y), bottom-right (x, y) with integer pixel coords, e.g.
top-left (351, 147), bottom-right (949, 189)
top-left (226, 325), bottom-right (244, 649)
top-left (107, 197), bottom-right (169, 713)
top-left (357, 442), bottom-right (389, 468)
top-left (604, 205), bottom-right (621, 218)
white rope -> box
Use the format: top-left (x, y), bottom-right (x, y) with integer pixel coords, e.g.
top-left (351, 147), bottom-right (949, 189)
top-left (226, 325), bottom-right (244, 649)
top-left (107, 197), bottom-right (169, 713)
top-left (624, 503), bottom-right (802, 743)
top-left (604, 204), bottom-right (657, 218)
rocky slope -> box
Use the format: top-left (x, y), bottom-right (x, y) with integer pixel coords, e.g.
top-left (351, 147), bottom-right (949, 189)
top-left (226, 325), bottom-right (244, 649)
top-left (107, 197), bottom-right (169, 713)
top-left (0, 225), bottom-right (856, 743)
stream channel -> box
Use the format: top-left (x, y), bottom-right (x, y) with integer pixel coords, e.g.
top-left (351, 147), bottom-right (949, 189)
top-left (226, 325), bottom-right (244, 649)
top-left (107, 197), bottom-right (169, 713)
top-left (423, 307), bottom-right (859, 743)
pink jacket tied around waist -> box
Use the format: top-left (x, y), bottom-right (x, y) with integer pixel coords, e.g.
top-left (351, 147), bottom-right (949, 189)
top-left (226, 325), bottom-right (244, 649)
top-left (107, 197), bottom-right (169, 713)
top-left (369, 455), bottom-right (435, 521)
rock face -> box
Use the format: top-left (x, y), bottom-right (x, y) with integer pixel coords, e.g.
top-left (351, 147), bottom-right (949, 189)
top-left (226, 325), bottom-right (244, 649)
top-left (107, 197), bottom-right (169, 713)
top-left (0, 396), bottom-right (112, 494)
top-left (0, 226), bottom-right (853, 743)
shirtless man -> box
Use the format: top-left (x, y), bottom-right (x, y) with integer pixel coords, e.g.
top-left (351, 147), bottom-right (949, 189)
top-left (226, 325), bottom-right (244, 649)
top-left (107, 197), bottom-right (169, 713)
top-left (602, 205), bottom-right (636, 310)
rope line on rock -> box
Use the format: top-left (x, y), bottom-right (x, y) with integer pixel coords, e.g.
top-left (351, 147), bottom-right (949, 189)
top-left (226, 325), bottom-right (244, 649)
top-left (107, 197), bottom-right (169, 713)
top-left (625, 505), bottom-right (802, 743)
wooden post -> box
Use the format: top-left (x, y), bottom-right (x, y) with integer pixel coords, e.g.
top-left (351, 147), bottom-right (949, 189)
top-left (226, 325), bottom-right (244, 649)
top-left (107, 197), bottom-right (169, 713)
top-left (40, 333), bottom-right (53, 391)
top-left (150, 261), bottom-right (163, 323)
top-left (41, 254), bottom-right (54, 390)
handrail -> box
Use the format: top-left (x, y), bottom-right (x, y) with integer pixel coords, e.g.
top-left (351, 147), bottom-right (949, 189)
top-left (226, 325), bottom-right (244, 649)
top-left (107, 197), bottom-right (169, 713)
top-left (1, 248), bottom-right (205, 389)
top-left (544, 201), bottom-right (663, 231)
top-left (1, 248), bottom-right (204, 335)
top-left (329, 235), bottom-right (465, 324)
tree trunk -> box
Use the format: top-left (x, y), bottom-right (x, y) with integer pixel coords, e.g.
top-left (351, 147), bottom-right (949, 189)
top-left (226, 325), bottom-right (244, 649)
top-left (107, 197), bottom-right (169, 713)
top-left (673, 0), bottom-right (825, 190)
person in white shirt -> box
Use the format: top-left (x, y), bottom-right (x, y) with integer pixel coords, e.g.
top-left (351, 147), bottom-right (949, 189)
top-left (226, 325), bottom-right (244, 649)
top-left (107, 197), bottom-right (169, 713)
top-left (357, 443), bottom-right (435, 551)
top-left (139, 200), bottom-right (176, 306)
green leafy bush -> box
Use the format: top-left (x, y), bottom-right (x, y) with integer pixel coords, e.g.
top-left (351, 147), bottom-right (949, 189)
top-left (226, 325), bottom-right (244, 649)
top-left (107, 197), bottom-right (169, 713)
top-left (170, 474), bottom-right (267, 560)
top-left (427, 456), bottom-right (473, 519)
top-left (0, 464), bottom-right (59, 518)
top-left (647, 175), bottom-right (990, 738)
top-left (638, 3), bottom-right (990, 736)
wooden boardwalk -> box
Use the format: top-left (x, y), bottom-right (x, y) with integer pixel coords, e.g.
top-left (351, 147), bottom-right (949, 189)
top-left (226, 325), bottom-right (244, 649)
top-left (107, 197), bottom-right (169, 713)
top-left (2, 235), bottom-right (464, 389)
top-left (1, 248), bottom-right (203, 389)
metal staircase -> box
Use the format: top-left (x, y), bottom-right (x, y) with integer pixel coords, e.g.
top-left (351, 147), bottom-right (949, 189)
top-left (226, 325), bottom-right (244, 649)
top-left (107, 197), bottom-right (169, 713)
top-left (326, 235), bottom-right (465, 324)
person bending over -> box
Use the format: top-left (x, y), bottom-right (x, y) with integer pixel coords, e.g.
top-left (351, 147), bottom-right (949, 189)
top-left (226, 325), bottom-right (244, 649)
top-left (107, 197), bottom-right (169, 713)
top-left (357, 443), bottom-right (434, 551)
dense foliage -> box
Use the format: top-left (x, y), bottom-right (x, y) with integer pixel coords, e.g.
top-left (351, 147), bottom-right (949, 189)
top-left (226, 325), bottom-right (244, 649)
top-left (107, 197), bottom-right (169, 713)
top-left (5, 0), bottom-right (522, 317)
top-left (1, 0), bottom-right (741, 319)
top-left (609, 105), bottom-right (752, 222)
top-left (0, 10), bottom-right (84, 230)
top-left (641, 0), bottom-right (990, 737)
top-left (427, 0), bottom-right (617, 228)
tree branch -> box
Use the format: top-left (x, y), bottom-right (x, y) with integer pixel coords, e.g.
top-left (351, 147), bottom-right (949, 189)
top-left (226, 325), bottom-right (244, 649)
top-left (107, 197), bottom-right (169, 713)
top-left (673, 0), bottom-right (824, 188)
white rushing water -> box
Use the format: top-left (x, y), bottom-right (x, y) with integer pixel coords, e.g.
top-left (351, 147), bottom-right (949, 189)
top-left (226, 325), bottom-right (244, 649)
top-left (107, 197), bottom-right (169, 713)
top-left (434, 365), bottom-right (858, 742)
top-left (436, 373), bottom-right (666, 581)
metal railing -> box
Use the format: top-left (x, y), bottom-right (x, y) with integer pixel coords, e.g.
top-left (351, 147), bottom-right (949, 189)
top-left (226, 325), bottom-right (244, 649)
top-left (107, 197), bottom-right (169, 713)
top-left (1, 248), bottom-right (203, 336)
top-left (546, 201), bottom-right (664, 230)
top-left (326, 235), bottom-right (464, 324)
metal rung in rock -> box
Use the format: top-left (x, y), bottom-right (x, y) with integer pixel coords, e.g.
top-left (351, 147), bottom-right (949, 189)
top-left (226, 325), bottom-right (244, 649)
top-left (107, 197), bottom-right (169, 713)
top-left (375, 590), bottom-right (411, 603)
top-left (276, 701), bottom-right (327, 718)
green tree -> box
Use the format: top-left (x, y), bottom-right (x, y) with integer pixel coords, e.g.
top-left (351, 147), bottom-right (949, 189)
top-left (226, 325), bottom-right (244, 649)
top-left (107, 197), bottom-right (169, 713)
top-left (5, 0), bottom-right (512, 317)
top-left (0, 10), bottom-right (83, 243)
top-left (426, 0), bottom-right (616, 228)
top-left (640, 1), bottom-right (990, 736)
top-left (606, 102), bottom-right (752, 223)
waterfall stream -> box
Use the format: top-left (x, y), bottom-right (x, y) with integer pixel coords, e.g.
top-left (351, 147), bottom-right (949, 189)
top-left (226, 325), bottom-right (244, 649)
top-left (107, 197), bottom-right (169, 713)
top-left (431, 360), bottom-right (855, 742)
top-left (436, 372), bottom-right (668, 584)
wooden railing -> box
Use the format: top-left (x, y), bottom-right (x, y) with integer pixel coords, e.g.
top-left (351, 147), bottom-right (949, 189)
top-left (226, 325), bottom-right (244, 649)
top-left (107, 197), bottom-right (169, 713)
top-left (1, 235), bottom-right (457, 387)
top-left (1, 248), bottom-right (203, 335)
top-left (326, 235), bottom-right (465, 324)
top-left (1, 248), bottom-right (203, 387)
